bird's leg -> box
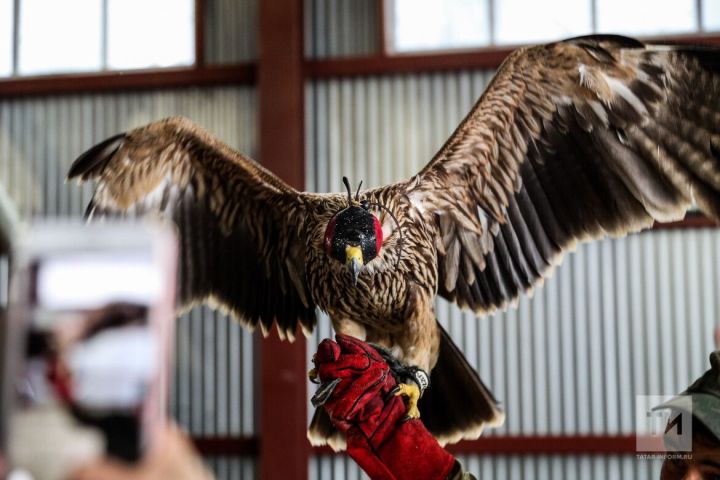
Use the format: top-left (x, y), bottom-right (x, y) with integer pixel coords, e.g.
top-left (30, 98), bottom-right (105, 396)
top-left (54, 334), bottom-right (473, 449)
top-left (394, 382), bottom-right (421, 419)
top-left (392, 365), bottom-right (430, 419)
top-left (385, 288), bottom-right (438, 420)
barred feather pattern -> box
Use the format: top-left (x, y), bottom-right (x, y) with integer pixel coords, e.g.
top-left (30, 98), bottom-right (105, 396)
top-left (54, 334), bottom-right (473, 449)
top-left (411, 35), bottom-right (720, 314)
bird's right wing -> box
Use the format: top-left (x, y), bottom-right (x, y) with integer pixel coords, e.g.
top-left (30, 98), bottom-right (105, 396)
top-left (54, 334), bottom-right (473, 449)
top-left (407, 35), bottom-right (720, 314)
top-left (68, 116), bottom-right (316, 339)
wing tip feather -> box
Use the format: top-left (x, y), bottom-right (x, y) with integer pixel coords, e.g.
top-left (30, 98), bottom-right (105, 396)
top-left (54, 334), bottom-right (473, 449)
top-left (67, 132), bottom-right (126, 181)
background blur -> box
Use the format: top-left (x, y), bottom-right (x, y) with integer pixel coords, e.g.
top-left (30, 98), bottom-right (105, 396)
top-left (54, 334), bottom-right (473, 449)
top-left (1, 0), bottom-right (720, 479)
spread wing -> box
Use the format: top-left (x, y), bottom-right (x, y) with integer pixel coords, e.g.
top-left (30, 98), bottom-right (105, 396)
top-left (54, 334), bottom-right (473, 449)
top-left (409, 35), bottom-right (720, 314)
top-left (68, 116), bottom-right (315, 339)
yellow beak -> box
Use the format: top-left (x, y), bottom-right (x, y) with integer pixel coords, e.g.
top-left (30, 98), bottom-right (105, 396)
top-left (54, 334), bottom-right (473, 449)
top-left (345, 245), bottom-right (364, 285)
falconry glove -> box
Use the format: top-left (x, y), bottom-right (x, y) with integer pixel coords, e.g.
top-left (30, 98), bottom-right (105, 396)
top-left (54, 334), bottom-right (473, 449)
top-left (312, 334), bottom-right (458, 480)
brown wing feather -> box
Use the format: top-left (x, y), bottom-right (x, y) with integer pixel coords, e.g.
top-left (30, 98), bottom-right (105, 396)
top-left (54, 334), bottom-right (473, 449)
top-left (411, 35), bottom-right (720, 313)
top-left (68, 116), bottom-right (315, 339)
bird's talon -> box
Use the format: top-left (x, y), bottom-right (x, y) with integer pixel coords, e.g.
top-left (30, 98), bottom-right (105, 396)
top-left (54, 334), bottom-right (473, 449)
top-left (405, 405), bottom-right (421, 419)
top-left (394, 382), bottom-right (421, 419)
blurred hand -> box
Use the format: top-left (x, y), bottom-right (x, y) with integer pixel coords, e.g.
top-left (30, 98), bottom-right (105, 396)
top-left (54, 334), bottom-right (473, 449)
top-left (70, 424), bottom-right (212, 480)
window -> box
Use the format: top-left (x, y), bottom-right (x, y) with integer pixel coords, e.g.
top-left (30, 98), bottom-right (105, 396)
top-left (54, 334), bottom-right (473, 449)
top-left (107, 0), bottom-right (194, 70)
top-left (19, 0), bottom-right (103, 75)
top-left (596, 0), bottom-right (696, 35)
top-left (0, 0), bottom-right (12, 76)
top-left (391, 0), bottom-right (490, 52)
top-left (704, 0), bottom-right (720, 31)
top-left (390, 0), bottom-right (720, 53)
top-left (3, 0), bottom-right (195, 77)
top-left (495, 0), bottom-right (591, 45)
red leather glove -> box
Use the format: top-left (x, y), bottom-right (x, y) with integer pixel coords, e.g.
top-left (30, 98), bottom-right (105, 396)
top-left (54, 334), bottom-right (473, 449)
top-left (312, 334), bottom-right (456, 480)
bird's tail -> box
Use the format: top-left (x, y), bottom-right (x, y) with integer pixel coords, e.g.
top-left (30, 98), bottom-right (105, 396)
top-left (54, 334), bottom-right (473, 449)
top-left (418, 323), bottom-right (505, 445)
top-left (307, 324), bottom-right (504, 449)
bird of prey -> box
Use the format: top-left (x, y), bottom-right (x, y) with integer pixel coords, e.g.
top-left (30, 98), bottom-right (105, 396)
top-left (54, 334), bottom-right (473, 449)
top-left (68, 34), bottom-right (720, 447)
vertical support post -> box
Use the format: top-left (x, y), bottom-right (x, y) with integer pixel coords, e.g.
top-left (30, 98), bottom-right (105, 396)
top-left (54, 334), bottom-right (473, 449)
top-left (257, 0), bottom-right (308, 479)
top-left (377, 0), bottom-right (388, 56)
top-left (195, 0), bottom-right (206, 67)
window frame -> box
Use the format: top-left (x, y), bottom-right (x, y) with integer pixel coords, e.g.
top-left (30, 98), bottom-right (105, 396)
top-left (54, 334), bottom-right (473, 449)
top-left (0, 0), bottom-right (255, 98)
top-left (8, 0), bottom-right (199, 77)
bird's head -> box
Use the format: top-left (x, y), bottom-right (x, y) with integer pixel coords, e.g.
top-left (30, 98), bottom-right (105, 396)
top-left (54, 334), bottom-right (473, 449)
top-left (323, 177), bottom-right (383, 285)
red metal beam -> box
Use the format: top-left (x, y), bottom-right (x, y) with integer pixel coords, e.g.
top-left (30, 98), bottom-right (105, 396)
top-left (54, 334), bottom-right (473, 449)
top-left (257, 0), bottom-right (307, 478)
top-left (194, 436), bottom-right (259, 456)
top-left (313, 434), bottom-right (664, 456)
top-left (0, 64), bottom-right (255, 98)
top-left (653, 212), bottom-right (717, 230)
top-left (191, 433), bottom-right (664, 457)
top-left (195, 0), bottom-right (205, 67)
top-left (377, 0), bottom-right (388, 56)
top-left (445, 434), bottom-right (662, 456)
top-left (306, 48), bottom-right (515, 79)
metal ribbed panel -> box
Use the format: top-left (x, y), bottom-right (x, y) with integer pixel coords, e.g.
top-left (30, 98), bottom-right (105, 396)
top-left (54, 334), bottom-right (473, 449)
top-left (311, 454), bottom-right (662, 480)
top-left (306, 72), bottom-right (720, 476)
top-left (305, 0), bottom-right (379, 58)
top-left (205, 455), bottom-right (256, 480)
top-left (310, 455), bottom-right (368, 480)
top-left (454, 454), bottom-right (662, 479)
top-left (0, 87), bottom-right (258, 471)
top-left (205, 0), bottom-right (257, 63)
top-left (305, 71), bottom-right (494, 193)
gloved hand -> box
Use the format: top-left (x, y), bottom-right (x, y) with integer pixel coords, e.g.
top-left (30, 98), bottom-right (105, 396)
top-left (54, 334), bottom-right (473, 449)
top-left (312, 334), bottom-right (456, 480)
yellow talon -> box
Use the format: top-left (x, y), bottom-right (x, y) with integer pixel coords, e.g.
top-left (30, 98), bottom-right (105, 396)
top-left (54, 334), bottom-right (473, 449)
top-left (394, 383), bottom-right (421, 419)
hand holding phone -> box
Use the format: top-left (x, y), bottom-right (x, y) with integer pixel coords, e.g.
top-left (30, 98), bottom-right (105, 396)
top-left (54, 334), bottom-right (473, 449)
top-left (4, 222), bottom-right (177, 480)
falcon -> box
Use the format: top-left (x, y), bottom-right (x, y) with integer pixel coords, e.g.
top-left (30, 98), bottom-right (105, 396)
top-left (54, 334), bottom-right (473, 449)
top-left (68, 35), bottom-right (720, 447)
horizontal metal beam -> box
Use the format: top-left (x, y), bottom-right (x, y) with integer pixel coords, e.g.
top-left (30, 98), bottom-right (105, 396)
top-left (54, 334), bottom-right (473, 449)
top-left (194, 436), bottom-right (259, 456)
top-left (191, 434), bottom-right (663, 456)
top-left (313, 434), bottom-right (660, 456)
top-left (0, 64), bottom-right (256, 98)
top-left (653, 212), bottom-right (717, 230)
top-left (444, 434), bottom-right (662, 456)
top-left (305, 48), bottom-right (515, 78)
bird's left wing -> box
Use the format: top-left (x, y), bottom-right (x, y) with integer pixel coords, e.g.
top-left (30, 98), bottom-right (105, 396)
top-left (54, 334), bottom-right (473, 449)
top-left (408, 35), bottom-right (720, 314)
top-left (68, 116), bottom-right (316, 339)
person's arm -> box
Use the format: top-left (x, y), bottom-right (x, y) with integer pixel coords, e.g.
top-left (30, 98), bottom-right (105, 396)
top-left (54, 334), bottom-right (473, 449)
top-left (312, 334), bottom-right (477, 480)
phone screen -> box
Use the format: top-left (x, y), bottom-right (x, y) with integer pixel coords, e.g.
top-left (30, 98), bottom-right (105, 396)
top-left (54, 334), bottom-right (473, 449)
top-left (4, 222), bottom-right (176, 480)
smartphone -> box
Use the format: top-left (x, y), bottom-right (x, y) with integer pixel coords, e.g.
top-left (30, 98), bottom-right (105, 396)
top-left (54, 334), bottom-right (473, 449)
top-left (3, 221), bottom-right (177, 480)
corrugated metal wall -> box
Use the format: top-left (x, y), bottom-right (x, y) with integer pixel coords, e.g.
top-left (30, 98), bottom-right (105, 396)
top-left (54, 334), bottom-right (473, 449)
top-left (305, 0), bottom-right (380, 58)
top-left (311, 453), bottom-right (662, 480)
top-left (0, 86), bottom-right (258, 480)
top-left (205, 0), bottom-right (257, 63)
top-left (305, 72), bottom-right (720, 478)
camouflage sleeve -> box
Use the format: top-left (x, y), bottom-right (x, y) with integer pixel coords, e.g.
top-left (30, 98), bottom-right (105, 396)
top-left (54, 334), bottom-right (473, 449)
top-left (447, 461), bottom-right (477, 480)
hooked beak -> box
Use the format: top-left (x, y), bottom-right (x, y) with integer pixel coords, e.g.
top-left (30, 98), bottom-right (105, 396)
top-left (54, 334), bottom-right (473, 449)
top-left (345, 245), bottom-right (364, 285)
